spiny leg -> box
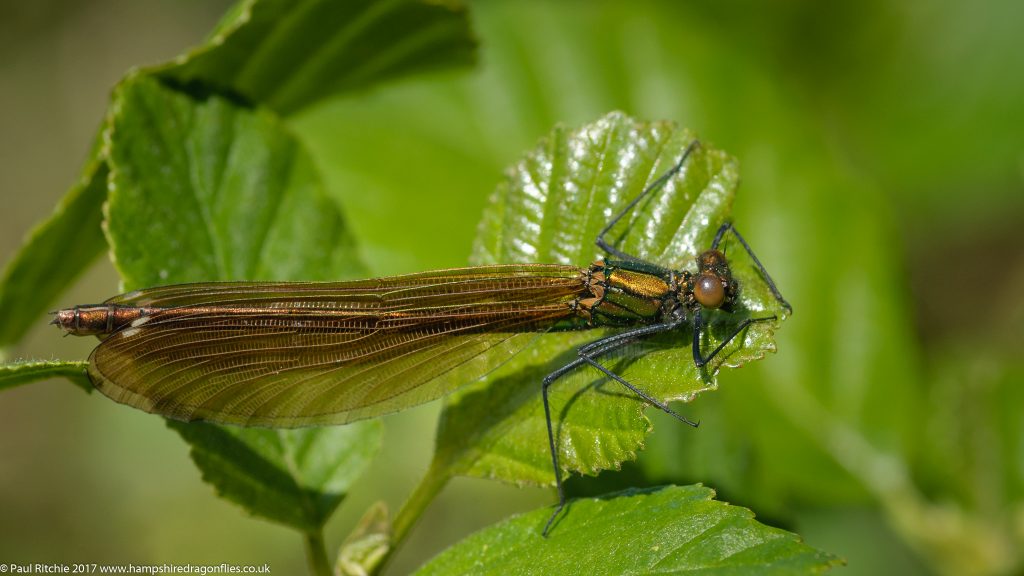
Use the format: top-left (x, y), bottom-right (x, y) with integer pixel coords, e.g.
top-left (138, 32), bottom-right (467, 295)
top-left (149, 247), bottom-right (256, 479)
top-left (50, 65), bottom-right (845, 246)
top-left (691, 307), bottom-right (778, 367)
top-left (542, 320), bottom-right (694, 536)
top-left (712, 222), bottom-right (792, 314)
top-left (596, 139), bottom-right (702, 262)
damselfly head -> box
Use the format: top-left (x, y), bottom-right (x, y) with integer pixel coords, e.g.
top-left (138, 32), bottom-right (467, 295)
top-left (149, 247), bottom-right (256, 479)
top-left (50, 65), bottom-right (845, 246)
top-left (694, 273), bottom-right (726, 308)
top-left (693, 249), bottom-right (738, 310)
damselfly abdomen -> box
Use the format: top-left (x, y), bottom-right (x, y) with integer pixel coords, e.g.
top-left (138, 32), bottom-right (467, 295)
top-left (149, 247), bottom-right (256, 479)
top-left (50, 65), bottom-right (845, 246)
top-left (54, 141), bottom-right (790, 534)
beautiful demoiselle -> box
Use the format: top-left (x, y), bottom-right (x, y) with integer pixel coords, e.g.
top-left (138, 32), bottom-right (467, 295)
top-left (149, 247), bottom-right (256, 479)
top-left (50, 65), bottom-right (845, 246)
top-left (54, 140), bottom-right (790, 533)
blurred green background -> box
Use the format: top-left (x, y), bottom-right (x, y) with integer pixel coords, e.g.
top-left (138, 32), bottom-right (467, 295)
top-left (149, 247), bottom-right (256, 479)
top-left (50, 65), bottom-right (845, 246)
top-left (1, 1), bottom-right (1022, 574)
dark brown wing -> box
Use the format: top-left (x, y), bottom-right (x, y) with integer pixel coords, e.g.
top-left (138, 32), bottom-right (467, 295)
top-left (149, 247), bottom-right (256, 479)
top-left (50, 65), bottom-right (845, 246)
top-left (89, 265), bottom-right (587, 426)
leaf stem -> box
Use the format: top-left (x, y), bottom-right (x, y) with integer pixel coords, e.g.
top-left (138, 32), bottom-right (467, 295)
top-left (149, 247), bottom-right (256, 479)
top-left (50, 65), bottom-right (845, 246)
top-left (304, 528), bottom-right (331, 576)
top-left (378, 461), bottom-right (451, 572)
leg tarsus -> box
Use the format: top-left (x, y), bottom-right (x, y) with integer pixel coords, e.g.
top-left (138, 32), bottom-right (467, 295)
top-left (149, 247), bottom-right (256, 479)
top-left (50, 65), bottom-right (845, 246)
top-left (541, 361), bottom-right (581, 538)
top-left (542, 501), bottom-right (564, 537)
top-left (539, 320), bottom-right (693, 535)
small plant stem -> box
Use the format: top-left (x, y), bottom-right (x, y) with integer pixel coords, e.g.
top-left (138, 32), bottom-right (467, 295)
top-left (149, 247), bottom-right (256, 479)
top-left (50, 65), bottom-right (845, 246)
top-left (393, 461), bottom-right (450, 545)
top-left (375, 462), bottom-right (451, 574)
top-left (304, 528), bottom-right (331, 576)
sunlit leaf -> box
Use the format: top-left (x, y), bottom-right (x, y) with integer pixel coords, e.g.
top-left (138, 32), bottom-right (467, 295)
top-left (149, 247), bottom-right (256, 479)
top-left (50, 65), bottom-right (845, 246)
top-left (433, 112), bottom-right (789, 485)
top-left (105, 74), bottom-right (364, 290)
top-left (416, 485), bottom-right (840, 575)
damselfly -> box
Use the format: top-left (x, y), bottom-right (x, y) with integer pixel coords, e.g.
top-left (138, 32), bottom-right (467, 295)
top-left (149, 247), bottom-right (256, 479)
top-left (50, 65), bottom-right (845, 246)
top-left (54, 141), bottom-right (790, 534)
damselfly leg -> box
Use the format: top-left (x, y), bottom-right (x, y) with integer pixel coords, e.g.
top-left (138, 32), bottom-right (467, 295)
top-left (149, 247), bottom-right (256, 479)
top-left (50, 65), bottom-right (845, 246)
top-left (541, 318), bottom-right (697, 535)
top-left (712, 222), bottom-right (792, 314)
top-left (595, 139), bottom-right (701, 264)
top-left (541, 142), bottom-right (790, 535)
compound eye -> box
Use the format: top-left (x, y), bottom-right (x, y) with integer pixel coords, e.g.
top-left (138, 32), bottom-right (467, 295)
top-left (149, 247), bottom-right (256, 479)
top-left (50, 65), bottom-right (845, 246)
top-left (694, 273), bottom-right (726, 308)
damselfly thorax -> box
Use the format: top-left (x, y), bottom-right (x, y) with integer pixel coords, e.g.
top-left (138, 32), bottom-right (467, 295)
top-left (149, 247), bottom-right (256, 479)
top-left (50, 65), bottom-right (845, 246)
top-left (54, 140), bottom-right (791, 535)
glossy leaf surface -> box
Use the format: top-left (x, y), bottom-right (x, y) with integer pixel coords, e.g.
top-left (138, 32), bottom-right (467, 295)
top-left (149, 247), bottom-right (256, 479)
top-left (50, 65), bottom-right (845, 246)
top-left (416, 485), bottom-right (840, 575)
top-left (434, 112), bottom-right (789, 485)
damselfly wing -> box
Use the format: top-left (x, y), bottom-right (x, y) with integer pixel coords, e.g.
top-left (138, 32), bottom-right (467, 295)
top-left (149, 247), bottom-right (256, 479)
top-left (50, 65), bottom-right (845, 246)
top-left (54, 140), bottom-right (790, 534)
top-left (59, 265), bottom-right (588, 426)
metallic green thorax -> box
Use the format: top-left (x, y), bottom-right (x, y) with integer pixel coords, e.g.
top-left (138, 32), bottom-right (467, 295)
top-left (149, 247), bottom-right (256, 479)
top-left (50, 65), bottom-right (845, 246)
top-left (573, 260), bottom-right (687, 328)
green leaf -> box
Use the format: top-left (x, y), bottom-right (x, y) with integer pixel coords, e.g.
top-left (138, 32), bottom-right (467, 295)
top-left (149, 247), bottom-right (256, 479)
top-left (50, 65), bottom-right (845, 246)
top-left (102, 74), bottom-right (376, 532)
top-left (0, 137), bottom-right (108, 349)
top-left (433, 112), bottom-right (788, 486)
top-left (105, 74), bottom-right (365, 290)
top-left (168, 420), bottom-right (381, 532)
top-left (157, 0), bottom-right (477, 115)
top-left (415, 485), bottom-right (841, 575)
top-left (1, 0), bottom-right (474, 352)
top-left (284, 2), bottom-right (1024, 571)
top-left (0, 360), bottom-right (91, 393)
